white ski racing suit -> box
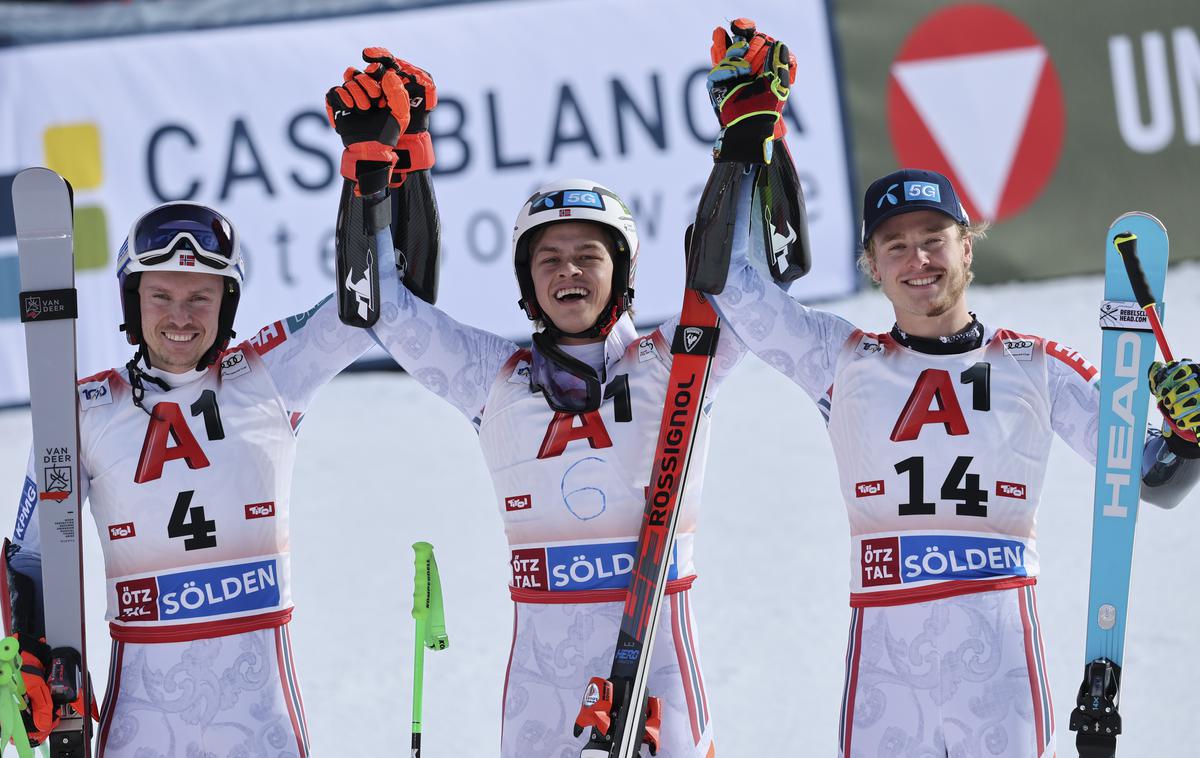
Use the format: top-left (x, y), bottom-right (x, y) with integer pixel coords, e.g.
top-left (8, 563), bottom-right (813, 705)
top-left (710, 207), bottom-right (1193, 758)
top-left (7, 243), bottom-right (405, 757)
top-left (370, 274), bottom-right (746, 758)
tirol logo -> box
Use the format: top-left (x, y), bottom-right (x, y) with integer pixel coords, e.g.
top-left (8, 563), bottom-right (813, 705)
top-left (887, 5), bottom-right (1064, 223)
top-left (855, 480), bottom-right (885, 497)
top-left (505, 494), bottom-right (532, 512)
top-left (108, 522), bottom-right (136, 540)
top-left (116, 558), bottom-right (281, 623)
top-left (996, 481), bottom-right (1027, 499)
top-left (244, 502), bottom-right (275, 519)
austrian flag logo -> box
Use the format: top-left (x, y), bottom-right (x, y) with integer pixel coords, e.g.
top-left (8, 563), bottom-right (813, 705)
top-left (887, 5), bottom-right (1064, 223)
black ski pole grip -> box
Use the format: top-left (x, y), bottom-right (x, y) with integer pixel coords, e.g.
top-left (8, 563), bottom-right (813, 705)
top-left (1113, 231), bottom-right (1156, 309)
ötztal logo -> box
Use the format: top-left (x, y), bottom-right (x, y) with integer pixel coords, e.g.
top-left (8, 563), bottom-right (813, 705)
top-left (887, 4), bottom-right (1064, 223)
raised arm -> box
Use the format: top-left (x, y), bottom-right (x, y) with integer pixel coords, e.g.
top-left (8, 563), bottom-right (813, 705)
top-left (693, 20), bottom-right (856, 407)
top-left (709, 178), bottom-right (856, 406)
top-left (248, 228), bottom-right (393, 418)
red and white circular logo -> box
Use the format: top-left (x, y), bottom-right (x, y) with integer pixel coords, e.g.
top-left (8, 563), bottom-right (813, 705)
top-left (886, 4), bottom-right (1064, 223)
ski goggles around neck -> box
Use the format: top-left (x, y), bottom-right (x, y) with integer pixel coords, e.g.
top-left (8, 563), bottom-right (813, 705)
top-left (130, 204), bottom-right (239, 271)
top-left (529, 331), bottom-right (603, 414)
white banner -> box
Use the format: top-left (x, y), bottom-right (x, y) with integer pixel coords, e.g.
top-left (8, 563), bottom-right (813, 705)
top-left (0, 0), bottom-right (855, 406)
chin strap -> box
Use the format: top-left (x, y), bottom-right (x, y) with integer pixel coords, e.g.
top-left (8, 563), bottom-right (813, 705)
top-left (126, 349), bottom-right (170, 416)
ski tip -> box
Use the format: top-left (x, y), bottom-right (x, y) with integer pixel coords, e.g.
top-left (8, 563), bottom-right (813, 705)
top-left (1110, 210), bottom-right (1166, 233)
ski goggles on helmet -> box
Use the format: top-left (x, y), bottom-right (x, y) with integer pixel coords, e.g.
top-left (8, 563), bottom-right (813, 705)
top-left (529, 331), bottom-right (603, 414)
top-left (129, 203), bottom-right (239, 271)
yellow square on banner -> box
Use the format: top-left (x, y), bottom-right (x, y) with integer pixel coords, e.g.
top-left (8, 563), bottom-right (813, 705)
top-left (73, 206), bottom-right (108, 270)
top-left (43, 124), bottom-right (103, 190)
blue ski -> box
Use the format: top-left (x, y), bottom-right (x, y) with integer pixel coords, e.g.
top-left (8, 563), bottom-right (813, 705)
top-left (1069, 212), bottom-right (1169, 758)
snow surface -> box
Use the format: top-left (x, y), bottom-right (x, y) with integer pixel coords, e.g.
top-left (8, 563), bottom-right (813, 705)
top-left (2, 267), bottom-right (1199, 757)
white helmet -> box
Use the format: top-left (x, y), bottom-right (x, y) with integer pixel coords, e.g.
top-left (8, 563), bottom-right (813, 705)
top-left (116, 201), bottom-right (246, 369)
top-left (512, 179), bottom-right (638, 338)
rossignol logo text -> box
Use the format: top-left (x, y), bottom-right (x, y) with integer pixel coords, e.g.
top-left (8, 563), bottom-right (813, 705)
top-left (648, 373), bottom-right (696, 527)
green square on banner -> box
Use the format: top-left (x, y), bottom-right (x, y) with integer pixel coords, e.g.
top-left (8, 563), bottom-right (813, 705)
top-left (0, 255), bottom-right (18, 320)
top-left (74, 205), bottom-right (108, 270)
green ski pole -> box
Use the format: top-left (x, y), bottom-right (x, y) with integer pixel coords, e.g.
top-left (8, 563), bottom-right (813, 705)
top-left (411, 542), bottom-right (448, 758)
top-left (0, 636), bottom-right (34, 758)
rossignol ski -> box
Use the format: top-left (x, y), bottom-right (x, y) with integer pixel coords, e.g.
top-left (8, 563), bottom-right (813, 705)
top-left (13, 167), bottom-right (92, 757)
top-left (1069, 213), bottom-right (1170, 758)
top-left (573, 255), bottom-right (721, 758)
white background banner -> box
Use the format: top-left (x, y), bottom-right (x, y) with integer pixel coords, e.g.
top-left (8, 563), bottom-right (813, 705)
top-left (0, 0), bottom-right (855, 406)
